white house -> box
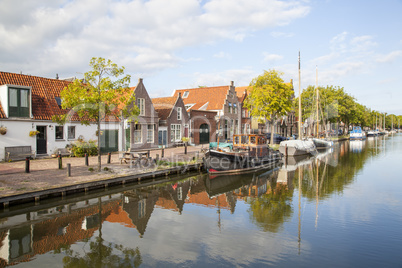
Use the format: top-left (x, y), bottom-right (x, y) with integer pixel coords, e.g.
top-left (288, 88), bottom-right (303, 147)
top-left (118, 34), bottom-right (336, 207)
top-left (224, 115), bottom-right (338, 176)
top-left (0, 71), bottom-right (122, 161)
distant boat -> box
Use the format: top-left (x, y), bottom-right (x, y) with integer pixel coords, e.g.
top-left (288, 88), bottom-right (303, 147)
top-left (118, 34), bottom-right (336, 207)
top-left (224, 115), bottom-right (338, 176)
top-left (367, 130), bottom-right (378, 137)
top-left (279, 139), bottom-right (317, 157)
top-left (350, 126), bottom-right (366, 140)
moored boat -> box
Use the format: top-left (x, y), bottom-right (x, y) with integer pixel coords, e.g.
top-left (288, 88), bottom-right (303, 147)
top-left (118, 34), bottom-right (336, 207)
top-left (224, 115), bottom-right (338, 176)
top-left (203, 134), bottom-right (282, 175)
top-left (350, 126), bottom-right (366, 140)
top-left (311, 138), bottom-right (334, 149)
top-left (279, 139), bottom-right (317, 157)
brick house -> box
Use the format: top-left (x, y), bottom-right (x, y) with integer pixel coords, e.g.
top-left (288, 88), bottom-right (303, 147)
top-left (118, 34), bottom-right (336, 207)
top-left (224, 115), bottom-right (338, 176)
top-left (172, 81), bottom-right (241, 143)
top-left (152, 93), bottom-right (190, 147)
top-left (126, 78), bottom-right (159, 150)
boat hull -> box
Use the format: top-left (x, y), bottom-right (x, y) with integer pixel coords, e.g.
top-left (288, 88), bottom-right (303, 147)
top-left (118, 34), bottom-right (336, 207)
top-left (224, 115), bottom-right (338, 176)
top-left (279, 140), bottom-right (317, 157)
top-left (203, 149), bottom-right (282, 175)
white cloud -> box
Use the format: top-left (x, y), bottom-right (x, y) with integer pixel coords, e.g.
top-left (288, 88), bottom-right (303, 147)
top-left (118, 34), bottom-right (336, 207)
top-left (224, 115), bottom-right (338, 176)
top-left (0, 0), bottom-right (310, 79)
top-left (213, 51), bottom-right (232, 59)
top-left (376, 50), bottom-right (402, 63)
top-left (263, 53), bottom-right (283, 62)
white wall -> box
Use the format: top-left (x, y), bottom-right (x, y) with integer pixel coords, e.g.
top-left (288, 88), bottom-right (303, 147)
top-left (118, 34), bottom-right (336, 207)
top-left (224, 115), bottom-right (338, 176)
top-left (0, 120), bottom-right (121, 161)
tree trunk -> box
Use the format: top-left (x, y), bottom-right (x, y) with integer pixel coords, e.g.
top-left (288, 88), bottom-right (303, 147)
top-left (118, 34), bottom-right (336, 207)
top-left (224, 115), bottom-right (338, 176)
top-left (270, 119), bottom-right (275, 147)
top-left (97, 118), bottom-right (101, 172)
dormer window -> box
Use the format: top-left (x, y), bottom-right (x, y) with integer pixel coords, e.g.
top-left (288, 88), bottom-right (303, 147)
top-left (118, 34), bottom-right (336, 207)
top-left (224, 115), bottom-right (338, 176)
top-left (177, 107), bottom-right (182, 120)
top-left (9, 87), bottom-right (30, 117)
top-left (55, 97), bottom-right (62, 108)
top-left (182, 91), bottom-right (189, 98)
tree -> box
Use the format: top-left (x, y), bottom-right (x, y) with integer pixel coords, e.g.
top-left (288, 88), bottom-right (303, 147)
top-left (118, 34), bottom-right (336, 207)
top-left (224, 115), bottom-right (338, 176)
top-left (244, 70), bottom-right (293, 145)
top-left (53, 57), bottom-right (139, 171)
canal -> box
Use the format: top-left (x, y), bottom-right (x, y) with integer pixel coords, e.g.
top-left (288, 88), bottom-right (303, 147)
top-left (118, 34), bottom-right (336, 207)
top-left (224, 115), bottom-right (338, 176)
top-left (1, 134), bottom-right (401, 267)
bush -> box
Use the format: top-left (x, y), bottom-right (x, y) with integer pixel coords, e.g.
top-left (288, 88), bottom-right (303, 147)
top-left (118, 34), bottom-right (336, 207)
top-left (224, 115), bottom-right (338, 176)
top-left (70, 140), bottom-right (98, 157)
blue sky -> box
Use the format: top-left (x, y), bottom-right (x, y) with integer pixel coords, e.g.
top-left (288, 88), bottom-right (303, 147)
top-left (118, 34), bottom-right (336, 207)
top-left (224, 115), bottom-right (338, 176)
top-left (1, 0), bottom-right (402, 115)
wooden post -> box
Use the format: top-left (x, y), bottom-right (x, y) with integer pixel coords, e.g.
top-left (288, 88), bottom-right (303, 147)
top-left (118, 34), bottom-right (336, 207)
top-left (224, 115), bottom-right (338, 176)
top-left (58, 154), bottom-right (62, 169)
top-left (25, 157), bottom-right (30, 173)
top-left (107, 152), bottom-right (111, 164)
top-left (162, 147), bottom-right (164, 158)
top-left (184, 142), bottom-right (187, 154)
top-left (85, 153), bottom-right (89, 166)
top-left (67, 163), bottom-right (71, 177)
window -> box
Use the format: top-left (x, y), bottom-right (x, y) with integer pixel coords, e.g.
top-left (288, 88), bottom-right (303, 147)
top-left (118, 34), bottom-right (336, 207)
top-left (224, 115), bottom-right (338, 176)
top-left (134, 124), bottom-right (142, 143)
top-left (138, 98), bottom-right (145, 116)
top-left (182, 91), bottom-right (189, 98)
top-left (147, 124), bottom-right (154, 143)
top-left (55, 126), bottom-right (64, 140)
top-left (170, 124), bottom-right (181, 142)
top-left (177, 107), bottom-right (182, 120)
top-left (234, 103), bottom-right (237, 114)
top-left (9, 87), bottom-right (30, 117)
top-left (228, 102), bottom-right (232, 113)
top-left (68, 126), bottom-right (75, 139)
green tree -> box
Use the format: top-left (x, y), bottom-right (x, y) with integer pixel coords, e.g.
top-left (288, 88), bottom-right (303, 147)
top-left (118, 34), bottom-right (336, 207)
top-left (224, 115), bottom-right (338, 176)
top-left (244, 69), bottom-right (293, 145)
top-left (53, 57), bottom-right (139, 171)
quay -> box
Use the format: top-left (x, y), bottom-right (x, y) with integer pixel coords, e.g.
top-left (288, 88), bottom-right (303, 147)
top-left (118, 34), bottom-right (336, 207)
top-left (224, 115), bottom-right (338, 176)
top-left (0, 145), bottom-right (206, 208)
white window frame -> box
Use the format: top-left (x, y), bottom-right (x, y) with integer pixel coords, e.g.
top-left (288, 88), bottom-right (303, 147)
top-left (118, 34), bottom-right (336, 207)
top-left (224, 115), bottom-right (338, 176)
top-left (134, 124), bottom-right (142, 144)
top-left (177, 107), bottom-right (182, 120)
top-left (67, 126), bottom-right (76, 140)
top-left (138, 98), bottom-right (145, 116)
top-left (147, 124), bottom-right (154, 143)
top-left (170, 124), bottom-right (181, 142)
top-left (182, 91), bottom-right (189, 98)
top-left (55, 126), bottom-right (64, 140)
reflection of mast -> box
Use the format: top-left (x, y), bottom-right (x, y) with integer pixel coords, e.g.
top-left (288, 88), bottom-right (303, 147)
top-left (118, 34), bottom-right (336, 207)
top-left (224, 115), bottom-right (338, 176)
top-left (216, 198), bottom-right (221, 232)
top-left (315, 159), bottom-right (319, 229)
top-left (298, 165), bottom-right (302, 254)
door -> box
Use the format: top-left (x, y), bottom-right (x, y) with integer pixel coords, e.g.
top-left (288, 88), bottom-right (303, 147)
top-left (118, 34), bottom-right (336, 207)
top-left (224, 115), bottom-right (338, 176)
top-left (100, 129), bottom-right (119, 153)
top-left (36, 126), bottom-right (47, 154)
top-left (199, 124), bottom-right (210, 144)
top-left (158, 130), bottom-right (167, 146)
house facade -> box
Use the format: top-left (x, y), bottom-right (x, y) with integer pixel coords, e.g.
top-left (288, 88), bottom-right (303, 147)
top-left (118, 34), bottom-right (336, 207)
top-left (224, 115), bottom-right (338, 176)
top-left (152, 93), bottom-right (190, 147)
top-left (126, 78), bottom-right (159, 150)
top-left (172, 81), bottom-right (241, 143)
top-left (0, 71), bottom-right (122, 161)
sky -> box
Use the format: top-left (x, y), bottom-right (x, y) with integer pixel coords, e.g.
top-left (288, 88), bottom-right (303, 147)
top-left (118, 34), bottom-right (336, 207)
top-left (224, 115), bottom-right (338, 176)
top-left (1, 0), bottom-right (402, 115)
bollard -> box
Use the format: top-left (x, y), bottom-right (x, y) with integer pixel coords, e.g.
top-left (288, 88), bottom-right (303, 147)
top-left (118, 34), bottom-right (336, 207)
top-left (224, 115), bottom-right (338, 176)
top-left (85, 153), bottom-right (89, 166)
top-left (58, 154), bottom-right (62, 169)
top-left (25, 157), bottom-right (30, 173)
top-left (156, 154), bottom-right (159, 162)
top-left (67, 163), bottom-right (71, 177)
top-left (184, 143), bottom-right (187, 154)
top-left (107, 152), bottom-right (111, 164)
top-left (162, 147), bottom-right (164, 158)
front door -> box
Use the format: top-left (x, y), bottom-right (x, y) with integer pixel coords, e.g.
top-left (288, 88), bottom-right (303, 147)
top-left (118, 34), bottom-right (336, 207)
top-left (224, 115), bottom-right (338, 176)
top-left (199, 124), bottom-right (210, 144)
top-left (101, 129), bottom-right (119, 153)
top-left (36, 126), bottom-right (47, 154)
top-left (158, 130), bottom-right (167, 146)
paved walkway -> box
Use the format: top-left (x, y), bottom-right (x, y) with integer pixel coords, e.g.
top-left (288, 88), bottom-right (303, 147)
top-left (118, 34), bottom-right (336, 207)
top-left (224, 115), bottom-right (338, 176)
top-left (0, 144), bottom-right (208, 197)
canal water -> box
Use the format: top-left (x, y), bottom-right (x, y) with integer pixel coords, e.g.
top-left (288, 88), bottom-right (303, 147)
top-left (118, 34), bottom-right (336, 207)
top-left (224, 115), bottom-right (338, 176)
top-left (1, 134), bottom-right (402, 267)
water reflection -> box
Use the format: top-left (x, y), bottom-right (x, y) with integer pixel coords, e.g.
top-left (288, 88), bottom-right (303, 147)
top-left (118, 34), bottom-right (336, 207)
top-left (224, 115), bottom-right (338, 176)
top-left (0, 136), bottom-right (398, 267)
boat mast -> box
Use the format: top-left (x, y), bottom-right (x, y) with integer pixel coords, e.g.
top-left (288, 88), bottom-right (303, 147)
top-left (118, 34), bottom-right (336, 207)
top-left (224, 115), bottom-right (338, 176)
top-left (298, 52), bottom-right (302, 140)
top-left (316, 66), bottom-right (319, 137)
top-left (384, 113), bottom-right (386, 131)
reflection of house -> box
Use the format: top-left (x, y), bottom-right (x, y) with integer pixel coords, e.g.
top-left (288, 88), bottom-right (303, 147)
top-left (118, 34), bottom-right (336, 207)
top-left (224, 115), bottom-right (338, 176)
top-left (152, 94), bottom-right (190, 147)
top-left (172, 81), bottom-right (241, 143)
top-left (122, 189), bottom-right (159, 237)
top-left (0, 72), bottom-right (122, 161)
top-left (126, 78), bottom-right (159, 150)
top-left (0, 200), bottom-right (119, 266)
top-left (156, 180), bottom-right (191, 214)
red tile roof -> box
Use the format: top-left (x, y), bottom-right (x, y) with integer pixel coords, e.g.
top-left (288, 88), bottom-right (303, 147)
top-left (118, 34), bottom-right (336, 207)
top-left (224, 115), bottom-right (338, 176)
top-left (0, 71), bottom-right (131, 121)
top-left (152, 96), bottom-right (177, 120)
top-left (0, 71), bottom-right (72, 120)
top-left (172, 85), bottom-right (231, 111)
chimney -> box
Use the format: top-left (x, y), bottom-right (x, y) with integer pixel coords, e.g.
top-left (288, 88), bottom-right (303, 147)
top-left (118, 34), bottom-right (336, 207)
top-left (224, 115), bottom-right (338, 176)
top-left (179, 92), bottom-right (181, 98)
top-left (139, 78), bottom-right (143, 83)
top-left (56, 73), bottom-right (59, 79)
top-left (230, 81), bottom-right (234, 87)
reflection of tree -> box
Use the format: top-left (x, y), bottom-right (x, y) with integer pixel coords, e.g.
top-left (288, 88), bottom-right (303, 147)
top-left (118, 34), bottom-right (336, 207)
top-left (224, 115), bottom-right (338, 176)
top-left (248, 183), bottom-right (294, 233)
top-left (61, 239), bottom-right (142, 268)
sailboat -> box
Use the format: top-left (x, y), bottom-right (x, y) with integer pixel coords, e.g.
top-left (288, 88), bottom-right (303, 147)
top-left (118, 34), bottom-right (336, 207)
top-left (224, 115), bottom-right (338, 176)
top-left (279, 52), bottom-right (317, 157)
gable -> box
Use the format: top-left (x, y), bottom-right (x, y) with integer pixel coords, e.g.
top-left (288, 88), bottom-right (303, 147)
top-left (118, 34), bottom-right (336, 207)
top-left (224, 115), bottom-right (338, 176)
top-left (132, 78), bottom-right (158, 120)
top-left (172, 85), bottom-right (231, 111)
